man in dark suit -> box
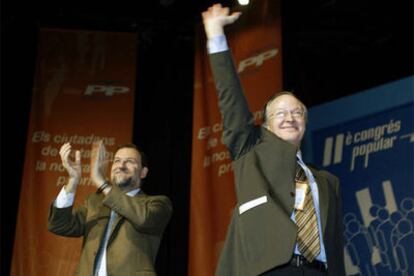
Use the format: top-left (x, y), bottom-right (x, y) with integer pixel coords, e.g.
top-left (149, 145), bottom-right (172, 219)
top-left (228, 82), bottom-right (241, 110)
top-left (48, 142), bottom-right (172, 276)
top-left (202, 4), bottom-right (345, 276)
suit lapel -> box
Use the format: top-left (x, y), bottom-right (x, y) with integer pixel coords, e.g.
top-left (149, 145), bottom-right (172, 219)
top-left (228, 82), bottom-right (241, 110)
top-left (257, 129), bottom-right (298, 212)
top-left (312, 170), bottom-right (330, 235)
top-left (94, 194), bottom-right (121, 247)
top-left (106, 191), bottom-right (146, 246)
top-left (97, 196), bottom-right (111, 222)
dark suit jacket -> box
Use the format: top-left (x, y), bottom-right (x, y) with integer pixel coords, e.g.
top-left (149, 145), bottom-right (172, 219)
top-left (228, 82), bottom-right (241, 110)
top-left (209, 50), bottom-right (345, 276)
top-left (48, 185), bottom-right (172, 276)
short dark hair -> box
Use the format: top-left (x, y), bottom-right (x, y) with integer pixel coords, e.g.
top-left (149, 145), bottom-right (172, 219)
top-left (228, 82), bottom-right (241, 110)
top-left (115, 143), bottom-right (148, 167)
top-left (262, 91), bottom-right (307, 125)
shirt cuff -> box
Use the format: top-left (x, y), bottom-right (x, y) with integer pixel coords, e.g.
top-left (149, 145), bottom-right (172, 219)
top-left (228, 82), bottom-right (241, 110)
top-left (207, 35), bottom-right (229, 54)
top-left (54, 187), bottom-right (75, 208)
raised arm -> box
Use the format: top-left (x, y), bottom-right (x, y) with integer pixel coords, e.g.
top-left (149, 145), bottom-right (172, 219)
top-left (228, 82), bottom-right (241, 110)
top-left (48, 143), bottom-right (86, 237)
top-left (202, 4), bottom-right (258, 160)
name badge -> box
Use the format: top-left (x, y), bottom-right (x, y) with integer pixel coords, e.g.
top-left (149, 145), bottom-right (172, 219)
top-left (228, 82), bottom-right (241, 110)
top-left (294, 183), bottom-right (308, 211)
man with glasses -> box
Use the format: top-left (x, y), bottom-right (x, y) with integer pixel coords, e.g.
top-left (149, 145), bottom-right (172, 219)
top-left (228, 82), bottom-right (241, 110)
top-left (48, 142), bottom-right (172, 275)
top-left (202, 4), bottom-right (345, 276)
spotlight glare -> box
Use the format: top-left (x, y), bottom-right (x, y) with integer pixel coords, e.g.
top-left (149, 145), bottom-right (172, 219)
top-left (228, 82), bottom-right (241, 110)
top-left (238, 0), bottom-right (249, 5)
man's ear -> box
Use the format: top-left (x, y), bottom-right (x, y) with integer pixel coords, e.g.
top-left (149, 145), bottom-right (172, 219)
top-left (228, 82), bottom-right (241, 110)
top-left (140, 167), bottom-right (149, 179)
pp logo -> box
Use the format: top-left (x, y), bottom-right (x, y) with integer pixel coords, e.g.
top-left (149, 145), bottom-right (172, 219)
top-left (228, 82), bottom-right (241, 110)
top-left (237, 48), bottom-right (278, 73)
top-left (84, 85), bottom-right (130, 96)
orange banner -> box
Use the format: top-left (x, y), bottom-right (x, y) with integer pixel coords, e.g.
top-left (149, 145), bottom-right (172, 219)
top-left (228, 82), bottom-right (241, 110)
top-left (189, 1), bottom-right (283, 275)
top-left (10, 29), bottom-right (137, 276)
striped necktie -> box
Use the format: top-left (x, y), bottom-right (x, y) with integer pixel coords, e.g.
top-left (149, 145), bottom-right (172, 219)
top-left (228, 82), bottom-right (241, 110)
top-left (294, 162), bottom-right (321, 262)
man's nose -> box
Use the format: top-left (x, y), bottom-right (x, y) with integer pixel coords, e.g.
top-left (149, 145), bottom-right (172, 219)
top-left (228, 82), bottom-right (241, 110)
top-left (284, 112), bottom-right (294, 121)
top-left (116, 160), bottom-right (127, 168)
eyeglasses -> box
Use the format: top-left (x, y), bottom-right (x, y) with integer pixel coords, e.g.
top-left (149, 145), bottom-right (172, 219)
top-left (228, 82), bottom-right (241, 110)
top-left (270, 109), bottom-right (305, 119)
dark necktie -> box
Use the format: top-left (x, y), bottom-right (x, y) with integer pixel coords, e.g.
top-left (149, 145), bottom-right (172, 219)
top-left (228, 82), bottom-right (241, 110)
top-left (94, 211), bottom-right (117, 276)
top-left (294, 162), bottom-right (321, 262)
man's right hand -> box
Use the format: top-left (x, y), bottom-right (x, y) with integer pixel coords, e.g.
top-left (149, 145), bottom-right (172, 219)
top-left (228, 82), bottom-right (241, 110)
top-left (202, 3), bottom-right (241, 39)
top-left (59, 143), bottom-right (81, 192)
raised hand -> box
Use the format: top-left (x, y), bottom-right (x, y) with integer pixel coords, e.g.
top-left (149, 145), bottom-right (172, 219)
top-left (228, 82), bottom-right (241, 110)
top-left (59, 143), bottom-right (82, 180)
top-left (202, 3), bottom-right (241, 38)
top-left (90, 140), bottom-right (108, 188)
top-left (59, 143), bottom-right (81, 193)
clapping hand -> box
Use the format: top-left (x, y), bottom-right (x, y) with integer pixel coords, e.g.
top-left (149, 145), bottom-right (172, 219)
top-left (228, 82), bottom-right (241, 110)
top-left (90, 140), bottom-right (109, 188)
top-left (59, 143), bottom-right (81, 192)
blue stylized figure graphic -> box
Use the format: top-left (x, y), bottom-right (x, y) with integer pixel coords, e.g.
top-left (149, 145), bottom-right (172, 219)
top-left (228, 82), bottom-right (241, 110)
top-left (393, 219), bottom-right (414, 276)
top-left (390, 212), bottom-right (404, 247)
top-left (345, 217), bottom-right (378, 276)
top-left (375, 208), bottom-right (398, 271)
top-left (401, 198), bottom-right (414, 222)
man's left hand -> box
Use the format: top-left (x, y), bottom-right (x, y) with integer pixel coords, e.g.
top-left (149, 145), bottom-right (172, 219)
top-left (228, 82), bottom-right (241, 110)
top-left (91, 140), bottom-right (109, 188)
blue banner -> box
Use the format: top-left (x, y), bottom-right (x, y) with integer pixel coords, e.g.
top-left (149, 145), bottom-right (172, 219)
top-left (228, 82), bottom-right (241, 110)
top-left (306, 77), bottom-right (414, 276)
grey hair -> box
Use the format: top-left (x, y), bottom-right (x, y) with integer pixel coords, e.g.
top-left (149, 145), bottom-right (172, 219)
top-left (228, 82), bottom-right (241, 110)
top-left (262, 91), bottom-right (308, 127)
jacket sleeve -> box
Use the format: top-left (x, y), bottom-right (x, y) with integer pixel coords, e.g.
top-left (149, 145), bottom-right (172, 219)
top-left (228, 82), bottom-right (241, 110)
top-left (209, 50), bottom-right (260, 160)
top-left (47, 200), bottom-right (87, 237)
top-left (103, 186), bottom-right (173, 235)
